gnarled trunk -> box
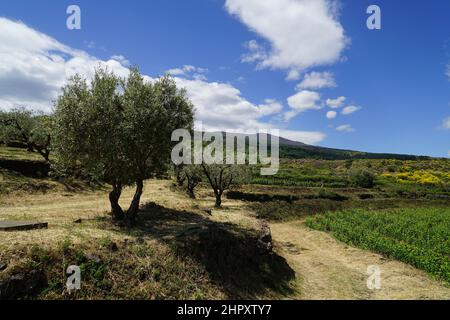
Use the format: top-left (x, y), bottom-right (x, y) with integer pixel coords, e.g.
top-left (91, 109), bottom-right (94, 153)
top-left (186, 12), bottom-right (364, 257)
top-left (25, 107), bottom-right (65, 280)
top-left (109, 184), bottom-right (124, 221)
top-left (187, 187), bottom-right (196, 199)
top-left (215, 192), bottom-right (222, 208)
top-left (127, 179), bottom-right (144, 222)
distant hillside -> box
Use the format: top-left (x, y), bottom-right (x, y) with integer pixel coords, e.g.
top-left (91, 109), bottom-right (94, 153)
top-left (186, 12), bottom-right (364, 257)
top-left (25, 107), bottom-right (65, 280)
top-left (200, 132), bottom-right (429, 161)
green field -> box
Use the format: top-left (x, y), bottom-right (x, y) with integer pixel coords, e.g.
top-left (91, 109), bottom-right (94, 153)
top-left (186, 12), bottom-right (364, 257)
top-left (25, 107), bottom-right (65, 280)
top-left (306, 207), bottom-right (450, 283)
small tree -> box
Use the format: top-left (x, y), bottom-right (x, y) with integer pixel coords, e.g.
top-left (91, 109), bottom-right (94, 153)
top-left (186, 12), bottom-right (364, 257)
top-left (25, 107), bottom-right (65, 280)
top-left (0, 108), bottom-right (52, 162)
top-left (201, 164), bottom-right (251, 208)
top-left (182, 165), bottom-right (202, 199)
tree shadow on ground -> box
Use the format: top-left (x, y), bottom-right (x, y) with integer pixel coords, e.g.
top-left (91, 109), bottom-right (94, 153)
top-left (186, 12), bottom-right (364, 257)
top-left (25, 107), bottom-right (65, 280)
top-left (111, 202), bottom-right (296, 299)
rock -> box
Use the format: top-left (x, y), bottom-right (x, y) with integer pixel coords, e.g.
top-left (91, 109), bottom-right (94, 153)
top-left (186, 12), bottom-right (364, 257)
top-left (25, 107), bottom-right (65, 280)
top-left (73, 219), bottom-right (82, 224)
top-left (0, 262), bottom-right (7, 272)
top-left (0, 270), bottom-right (47, 299)
top-left (204, 209), bottom-right (212, 215)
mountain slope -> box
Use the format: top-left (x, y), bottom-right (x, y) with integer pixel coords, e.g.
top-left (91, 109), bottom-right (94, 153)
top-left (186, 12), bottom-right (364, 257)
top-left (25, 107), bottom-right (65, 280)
top-left (200, 132), bottom-right (429, 161)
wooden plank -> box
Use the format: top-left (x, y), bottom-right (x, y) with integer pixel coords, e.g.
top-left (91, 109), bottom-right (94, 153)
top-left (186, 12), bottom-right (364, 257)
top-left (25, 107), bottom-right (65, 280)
top-left (0, 221), bottom-right (48, 231)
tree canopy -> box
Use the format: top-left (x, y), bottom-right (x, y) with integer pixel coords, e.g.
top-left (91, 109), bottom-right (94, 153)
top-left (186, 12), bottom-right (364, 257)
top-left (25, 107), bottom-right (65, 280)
top-left (0, 108), bottom-right (52, 162)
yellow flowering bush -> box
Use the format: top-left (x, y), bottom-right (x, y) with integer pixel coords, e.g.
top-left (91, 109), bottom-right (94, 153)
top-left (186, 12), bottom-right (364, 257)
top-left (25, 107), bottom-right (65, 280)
top-left (381, 170), bottom-right (444, 185)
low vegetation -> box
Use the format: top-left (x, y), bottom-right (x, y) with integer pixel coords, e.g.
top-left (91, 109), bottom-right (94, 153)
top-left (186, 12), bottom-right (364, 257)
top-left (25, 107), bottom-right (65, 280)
top-left (306, 208), bottom-right (450, 284)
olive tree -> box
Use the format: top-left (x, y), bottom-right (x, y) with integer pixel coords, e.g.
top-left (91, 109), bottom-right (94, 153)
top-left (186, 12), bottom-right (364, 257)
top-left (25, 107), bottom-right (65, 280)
top-left (201, 163), bottom-right (251, 208)
top-left (0, 108), bottom-right (52, 162)
top-left (53, 67), bottom-right (193, 221)
top-left (182, 164), bottom-right (203, 199)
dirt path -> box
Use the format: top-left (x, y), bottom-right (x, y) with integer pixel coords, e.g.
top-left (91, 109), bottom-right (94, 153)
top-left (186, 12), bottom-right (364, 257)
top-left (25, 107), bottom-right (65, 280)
top-left (270, 220), bottom-right (450, 300)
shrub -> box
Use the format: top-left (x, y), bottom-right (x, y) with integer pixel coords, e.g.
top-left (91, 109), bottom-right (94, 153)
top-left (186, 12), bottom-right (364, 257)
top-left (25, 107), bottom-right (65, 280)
top-left (316, 190), bottom-right (349, 201)
top-left (350, 169), bottom-right (375, 188)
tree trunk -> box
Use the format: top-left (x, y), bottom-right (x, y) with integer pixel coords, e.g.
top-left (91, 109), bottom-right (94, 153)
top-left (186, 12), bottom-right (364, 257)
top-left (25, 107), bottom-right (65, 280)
top-left (187, 187), bottom-right (196, 199)
top-left (127, 179), bottom-right (144, 222)
top-left (109, 184), bottom-right (124, 221)
top-left (37, 148), bottom-right (50, 163)
top-left (215, 193), bottom-right (222, 208)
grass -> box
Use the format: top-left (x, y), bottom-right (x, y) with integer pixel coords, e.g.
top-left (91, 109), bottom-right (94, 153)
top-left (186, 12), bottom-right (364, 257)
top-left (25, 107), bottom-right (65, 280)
top-left (1, 146), bottom-right (449, 299)
top-left (0, 180), bottom-right (295, 300)
top-left (306, 207), bottom-right (450, 284)
top-left (250, 158), bottom-right (450, 195)
top-left (0, 146), bottom-right (43, 161)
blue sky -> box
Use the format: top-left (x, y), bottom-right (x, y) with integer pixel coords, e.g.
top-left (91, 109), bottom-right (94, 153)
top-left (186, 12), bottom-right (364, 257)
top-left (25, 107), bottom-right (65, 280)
top-left (0, 0), bottom-right (449, 157)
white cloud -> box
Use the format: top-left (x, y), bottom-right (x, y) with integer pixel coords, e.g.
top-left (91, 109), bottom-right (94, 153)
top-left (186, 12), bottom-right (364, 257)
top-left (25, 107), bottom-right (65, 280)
top-left (286, 69), bottom-right (301, 81)
top-left (284, 90), bottom-right (321, 121)
top-left (166, 65), bottom-right (208, 78)
top-left (0, 17), bottom-right (131, 112)
top-left (225, 0), bottom-right (348, 77)
top-left (175, 77), bottom-right (283, 131)
top-left (326, 96), bottom-right (346, 109)
top-left (287, 90), bottom-right (321, 112)
top-left (282, 110), bottom-right (298, 122)
top-left (326, 111), bottom-right (337, 119)
top-left (342, 105), bottom-right (361, 115)
top-left (336, 124), bottom-right (355, 133)
top-left (279, 130), bottom-right (326, 145)
top-left (0, 17), bottom-right (326, 145)
top-left (442, 117), bottom-right (450, 130)
top-left (110, 55), bottom-right (130, 67)
top-left (177, 77), bottom-right (326, 144)
top-left (297, 71), bottom-right (336, 90)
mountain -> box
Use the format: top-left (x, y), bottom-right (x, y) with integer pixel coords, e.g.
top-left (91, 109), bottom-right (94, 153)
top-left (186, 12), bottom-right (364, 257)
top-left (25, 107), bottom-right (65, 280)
top-left (196, 132), bottom-right (429, 161)
top-left (277, 136), bottom-right (428, 160)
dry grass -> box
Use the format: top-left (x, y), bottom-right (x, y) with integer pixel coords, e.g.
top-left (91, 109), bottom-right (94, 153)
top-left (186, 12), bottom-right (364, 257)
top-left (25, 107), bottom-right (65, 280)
top-left (1, 178), bottom-right (450, 300)
top-left (0, 180), bottom-right (295, 299)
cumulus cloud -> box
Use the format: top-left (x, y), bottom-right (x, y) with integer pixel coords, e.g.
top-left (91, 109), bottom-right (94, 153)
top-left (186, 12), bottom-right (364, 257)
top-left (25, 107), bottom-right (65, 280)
top-left (225, 0), bottom-right (348, 78)
top-left (0, 17), bottom-right (326, 145)
top-left (284, 90), bottom-right (321, 121)
top-left (0, 17), bottom-right (130, 112)
top-left (297, 72), bottom-right (336, 90)
top-left (336, 124), bottom-right (355, 133)
top-left (342, 105), bottom-right (361, 115)
top-left (326, 111), bottom-right (337, 119)
top-left (326, 96), bottom-right (346, 109)
top-left (287, 90), bottom-right (321, 112)
top-left (175, 77), bottom-right (282, 131)
top-left (176, 77), bottom-right (325, 144)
